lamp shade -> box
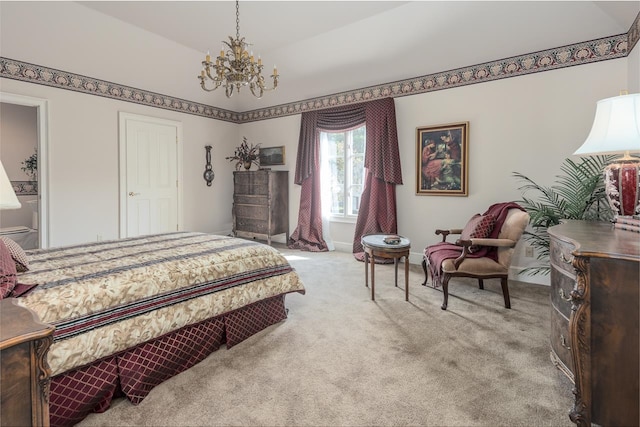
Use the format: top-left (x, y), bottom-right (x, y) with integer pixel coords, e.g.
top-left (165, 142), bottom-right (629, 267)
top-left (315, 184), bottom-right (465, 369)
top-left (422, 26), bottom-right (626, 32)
top-left (0, 160), bottom-right (21, 210)
top-left (574, 93), bottom-right (640, 156)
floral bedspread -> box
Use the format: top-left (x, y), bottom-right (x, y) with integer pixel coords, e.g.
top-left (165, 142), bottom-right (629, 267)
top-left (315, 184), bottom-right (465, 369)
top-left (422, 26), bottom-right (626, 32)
top-left (16, 232), bottom-right (305, 376)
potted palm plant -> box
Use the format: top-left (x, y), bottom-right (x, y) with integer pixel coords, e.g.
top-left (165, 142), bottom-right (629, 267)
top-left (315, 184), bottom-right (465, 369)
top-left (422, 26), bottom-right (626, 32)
top-left (226, 137), bottom-right (261, 170)
top-left (512, 155), bottom-right (615, 275)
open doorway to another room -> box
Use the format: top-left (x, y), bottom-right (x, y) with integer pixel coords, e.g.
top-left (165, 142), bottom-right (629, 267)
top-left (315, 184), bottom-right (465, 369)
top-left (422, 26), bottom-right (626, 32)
top-left (0, 97), bottom-right (48, 249)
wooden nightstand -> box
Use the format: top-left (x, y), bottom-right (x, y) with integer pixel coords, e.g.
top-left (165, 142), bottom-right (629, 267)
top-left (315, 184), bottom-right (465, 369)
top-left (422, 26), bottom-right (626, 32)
top-left (1, 298), bottom-right (54, 427)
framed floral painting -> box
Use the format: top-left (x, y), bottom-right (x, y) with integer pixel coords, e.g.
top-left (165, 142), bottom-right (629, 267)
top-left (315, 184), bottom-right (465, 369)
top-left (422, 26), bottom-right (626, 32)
top-left (416, 122), bottom-right (469, 196)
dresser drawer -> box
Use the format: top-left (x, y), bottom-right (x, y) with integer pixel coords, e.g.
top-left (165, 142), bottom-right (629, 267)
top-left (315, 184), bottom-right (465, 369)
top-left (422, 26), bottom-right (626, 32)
top-left (235, 218), bottom-right (269, 234)
top-left (235, 204), bottom-right (268, 220)
top-left (550, 308), bottom-right (573, 377)
top-left (234, 172), bottom-right (269, 195)
top-left (550, 267), bottom-right (574, 319)
top-left (234, 195), bottom-right (268, 205)
top-left (235, 183), bottom-right (268, 196)
top-left (549, 237), bottom-right (576, 276)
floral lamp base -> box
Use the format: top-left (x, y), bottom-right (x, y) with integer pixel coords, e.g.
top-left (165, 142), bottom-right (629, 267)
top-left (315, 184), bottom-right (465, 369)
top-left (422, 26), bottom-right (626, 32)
top-left (604, 158), bottom-right (640, 217)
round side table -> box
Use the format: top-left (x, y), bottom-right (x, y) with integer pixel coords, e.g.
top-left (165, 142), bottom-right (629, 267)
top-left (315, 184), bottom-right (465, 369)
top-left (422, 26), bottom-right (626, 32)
top-left (361, 234), bottom-right (411, 301)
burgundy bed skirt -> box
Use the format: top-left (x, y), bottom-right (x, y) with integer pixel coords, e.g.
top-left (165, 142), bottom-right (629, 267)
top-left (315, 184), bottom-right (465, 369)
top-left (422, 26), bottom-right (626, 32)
top-left (49, 294), bottom-right (289, 427)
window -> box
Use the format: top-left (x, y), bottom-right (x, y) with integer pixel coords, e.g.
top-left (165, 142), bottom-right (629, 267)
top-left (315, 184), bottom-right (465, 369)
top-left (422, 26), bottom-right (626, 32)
top-left (320, 125), bottom-right (366, 220)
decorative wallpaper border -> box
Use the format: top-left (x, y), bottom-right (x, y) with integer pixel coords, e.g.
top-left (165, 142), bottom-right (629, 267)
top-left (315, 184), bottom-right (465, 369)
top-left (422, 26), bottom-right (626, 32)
top-left (1, 18), bottom-right (636, 125)
top-left (11, 181), bottom-right (38, 196)
top-left (240, 33), bottom-right (631, 122)
top-left (0, 59), bottom-right (240, 123)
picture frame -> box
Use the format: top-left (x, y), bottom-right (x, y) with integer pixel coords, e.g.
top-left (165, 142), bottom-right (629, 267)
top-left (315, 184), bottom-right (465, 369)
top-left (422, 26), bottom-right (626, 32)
top-left (259, 145), bottom-right (285, 166)
top-left (416, 122), bottom-right (469, 196)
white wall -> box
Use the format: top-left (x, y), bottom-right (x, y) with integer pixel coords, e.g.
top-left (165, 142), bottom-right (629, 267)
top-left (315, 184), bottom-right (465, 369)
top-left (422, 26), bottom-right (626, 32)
top-left (0, 0), bottom-right (633, 283)
top-left (2, 55), bottom-right (624, 274)
top-left (0, 1), bottom-right (232, 109)
top-left (239, 57), bottom-right (628, 286)
top-left (394, 59), bottom-right (626, 281)
top-left (239, 114), bottom-right (302, 245)
top-left (0, 78), bottom-right (238, 247)
top-left (628, 42), bottom-right (639, 93)
top-left (0, 102), bottom-right (38, 228)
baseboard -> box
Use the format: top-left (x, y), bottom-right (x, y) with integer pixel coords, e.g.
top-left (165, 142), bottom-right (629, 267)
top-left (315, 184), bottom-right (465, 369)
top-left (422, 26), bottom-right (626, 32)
top-left (510, 266), bottom-right (549, 286)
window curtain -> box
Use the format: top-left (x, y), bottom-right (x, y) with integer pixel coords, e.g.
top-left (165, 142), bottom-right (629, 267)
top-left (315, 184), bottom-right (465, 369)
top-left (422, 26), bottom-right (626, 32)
top-left (352, 98), bottom-right (403, 261)
top-left (288, 98), bottom-right (402, 255)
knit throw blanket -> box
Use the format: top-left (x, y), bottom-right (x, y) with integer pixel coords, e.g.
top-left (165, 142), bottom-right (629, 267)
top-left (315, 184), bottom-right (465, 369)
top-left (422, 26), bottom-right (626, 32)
top-left (425, 202), bottom-right (525, 287)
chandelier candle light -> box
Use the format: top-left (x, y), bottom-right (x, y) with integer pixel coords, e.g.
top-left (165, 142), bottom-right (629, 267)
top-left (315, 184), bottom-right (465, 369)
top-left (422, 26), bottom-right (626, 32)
top-left (574, 92), bottom-right (640, 218)
top-left (198, 0), bottom-right (278, 98)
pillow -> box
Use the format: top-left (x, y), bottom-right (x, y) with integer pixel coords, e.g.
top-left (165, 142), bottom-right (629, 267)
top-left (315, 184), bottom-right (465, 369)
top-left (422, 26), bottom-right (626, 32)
top-left (10, 282), bottom-right (39, 298)
top-left (0, 240), bottom-right (17, 299)
top-left (460, 213), bottom-right (496, 253)
top-left (0, 237), bottom-right (29, 272)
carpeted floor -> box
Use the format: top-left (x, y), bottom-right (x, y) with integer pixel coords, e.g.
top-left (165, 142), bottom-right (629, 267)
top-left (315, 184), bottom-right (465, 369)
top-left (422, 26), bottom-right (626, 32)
top-left (78, 245), bottom-right (574, 426)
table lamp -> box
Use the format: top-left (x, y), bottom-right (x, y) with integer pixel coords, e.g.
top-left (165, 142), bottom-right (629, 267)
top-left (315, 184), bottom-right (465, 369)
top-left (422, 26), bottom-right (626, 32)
top-left (0, 160), bottom-right (21, 209)
top-left (574, 93), bottom-right (640, 217)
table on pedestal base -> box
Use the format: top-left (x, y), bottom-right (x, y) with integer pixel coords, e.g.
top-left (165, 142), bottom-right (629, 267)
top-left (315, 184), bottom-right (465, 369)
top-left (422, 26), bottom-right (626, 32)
top-left (361, 234), bottom-right (411, 301)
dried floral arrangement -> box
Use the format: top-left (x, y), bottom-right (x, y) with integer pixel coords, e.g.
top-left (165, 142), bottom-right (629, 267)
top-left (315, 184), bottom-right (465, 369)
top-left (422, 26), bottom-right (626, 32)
top-left (226, 137), bottom-right (261, 170)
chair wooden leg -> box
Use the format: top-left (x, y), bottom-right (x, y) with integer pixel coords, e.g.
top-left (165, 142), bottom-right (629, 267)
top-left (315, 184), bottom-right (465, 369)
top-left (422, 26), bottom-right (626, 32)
top-left (501, 277), bottom-right (511, 309)
top-left (421, 259), bottom-right (429, 286)
top-left (478, 279), bottom-right (484, 290)
top-left (441, 275), bottom-right (450, 310)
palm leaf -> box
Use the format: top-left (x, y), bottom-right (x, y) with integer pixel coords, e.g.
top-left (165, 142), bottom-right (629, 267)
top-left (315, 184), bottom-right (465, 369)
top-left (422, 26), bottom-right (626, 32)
top-left (512, 155), bottom-right (615, 275)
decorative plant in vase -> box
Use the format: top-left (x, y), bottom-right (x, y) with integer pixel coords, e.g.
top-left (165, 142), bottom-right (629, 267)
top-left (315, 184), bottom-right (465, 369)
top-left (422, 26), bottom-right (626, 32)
top-left (21, 150), bottom-right (38, 181)
top-left (226, 137), bottom-right (261, 170)
top-left (512, 155), bottom-right (615, 275)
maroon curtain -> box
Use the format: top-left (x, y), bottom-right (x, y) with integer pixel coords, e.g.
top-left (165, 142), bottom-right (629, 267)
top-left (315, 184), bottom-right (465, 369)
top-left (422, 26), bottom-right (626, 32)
top-left (288, 99), bottom-right (401, 254)
top-left (353, 98), bottom-right (403, 261)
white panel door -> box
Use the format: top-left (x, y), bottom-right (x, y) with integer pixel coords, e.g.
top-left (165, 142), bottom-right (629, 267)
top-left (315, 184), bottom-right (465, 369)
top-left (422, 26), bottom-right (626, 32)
top-left (123, 118), bottom-right (178, 237)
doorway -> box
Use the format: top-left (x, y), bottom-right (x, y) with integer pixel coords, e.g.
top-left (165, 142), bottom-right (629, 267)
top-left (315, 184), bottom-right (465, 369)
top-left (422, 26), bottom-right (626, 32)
top-left (118, 112), bottom-right (183, 238)
top-left (0, 93), bottom-right (50, 248)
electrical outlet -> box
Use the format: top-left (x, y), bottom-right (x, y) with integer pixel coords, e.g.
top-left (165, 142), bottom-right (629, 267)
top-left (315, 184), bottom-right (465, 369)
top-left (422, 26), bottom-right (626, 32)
top-left (525, 246), bottom-right (534, 257)
top-left (97, 235), bottom-right (103, 242)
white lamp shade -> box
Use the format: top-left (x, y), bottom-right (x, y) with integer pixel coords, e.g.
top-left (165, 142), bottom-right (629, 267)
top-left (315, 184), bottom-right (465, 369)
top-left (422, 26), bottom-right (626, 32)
top-left (574, 93), bottom-right (640, 155)
top-left (0, 160), bottom-right (21, 210)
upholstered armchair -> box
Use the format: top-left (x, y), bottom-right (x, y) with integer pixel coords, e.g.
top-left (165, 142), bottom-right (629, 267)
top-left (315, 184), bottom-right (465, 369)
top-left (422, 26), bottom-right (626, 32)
top-left (422, 204), bottom-right (529, 310)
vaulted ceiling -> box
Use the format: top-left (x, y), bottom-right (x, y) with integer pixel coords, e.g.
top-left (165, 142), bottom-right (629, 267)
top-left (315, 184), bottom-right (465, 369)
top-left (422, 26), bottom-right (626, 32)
top-left (75, 1), bottom-right (640, 112)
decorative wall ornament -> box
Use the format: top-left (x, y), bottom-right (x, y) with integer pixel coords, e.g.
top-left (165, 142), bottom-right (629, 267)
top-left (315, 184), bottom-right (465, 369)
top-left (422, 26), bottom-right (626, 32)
top-left (0, 28), bottom-right (633, 124)
top-left (203, 145), bottom-right (214, 186)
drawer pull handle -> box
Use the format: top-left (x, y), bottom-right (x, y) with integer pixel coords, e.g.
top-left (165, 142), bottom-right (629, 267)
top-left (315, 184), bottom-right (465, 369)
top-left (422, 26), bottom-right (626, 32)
top-left (560, 253), bottom-right (573, 264)
top-left (560, 334), bottom-right (571, 350)
top-left (558, 288), bottom-right (572, 302)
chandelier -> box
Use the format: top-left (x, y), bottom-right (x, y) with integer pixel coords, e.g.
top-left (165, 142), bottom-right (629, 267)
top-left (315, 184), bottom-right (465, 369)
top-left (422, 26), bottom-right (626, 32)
top-left (198, 0), bottom-right (278, 98)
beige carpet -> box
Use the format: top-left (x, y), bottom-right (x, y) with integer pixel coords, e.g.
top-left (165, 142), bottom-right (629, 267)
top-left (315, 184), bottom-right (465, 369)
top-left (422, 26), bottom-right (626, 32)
top-left (78, 245), bottom-right (574, 426)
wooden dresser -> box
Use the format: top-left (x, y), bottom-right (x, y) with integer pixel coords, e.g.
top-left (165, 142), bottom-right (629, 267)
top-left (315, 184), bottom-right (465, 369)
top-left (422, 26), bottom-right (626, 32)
top-left (1, 298), bottom-right (54, 427)
top-left (233, 170), bottom-right (289, 245)
top-left (548, 220), bottom-right (639, 427)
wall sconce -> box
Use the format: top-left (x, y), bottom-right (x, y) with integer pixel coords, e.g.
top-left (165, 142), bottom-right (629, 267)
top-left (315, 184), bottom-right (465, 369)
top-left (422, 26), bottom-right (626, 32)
top-left (203, 145), bottom-right (214, 186)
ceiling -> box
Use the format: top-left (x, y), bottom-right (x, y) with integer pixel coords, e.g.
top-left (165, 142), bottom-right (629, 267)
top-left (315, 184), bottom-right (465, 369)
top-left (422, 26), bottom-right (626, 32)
top-left (78, 1), bottom-right (640, 112)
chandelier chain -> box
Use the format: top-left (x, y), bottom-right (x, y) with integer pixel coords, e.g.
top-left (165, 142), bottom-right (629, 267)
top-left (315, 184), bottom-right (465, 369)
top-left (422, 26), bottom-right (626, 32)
top-left (198, 0), bottom-right (278, 98)
top-left (236, 1), bottom-right (240, 41)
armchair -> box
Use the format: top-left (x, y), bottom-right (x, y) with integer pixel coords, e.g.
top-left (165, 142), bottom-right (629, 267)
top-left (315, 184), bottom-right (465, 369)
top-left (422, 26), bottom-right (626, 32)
top-left (422, 204), bottom-right (529, 310)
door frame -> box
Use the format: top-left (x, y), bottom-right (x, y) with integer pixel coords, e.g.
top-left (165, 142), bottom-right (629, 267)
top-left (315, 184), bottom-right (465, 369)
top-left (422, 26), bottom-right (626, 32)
top-left (118, 112), bottom-right (183, 238)
top-left (0, 92), bottom-right (50, 248)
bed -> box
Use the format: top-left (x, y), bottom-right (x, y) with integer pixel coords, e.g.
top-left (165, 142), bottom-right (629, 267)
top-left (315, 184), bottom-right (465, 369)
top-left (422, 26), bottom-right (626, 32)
top-left (5, 232), bottom-right (305, 427)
